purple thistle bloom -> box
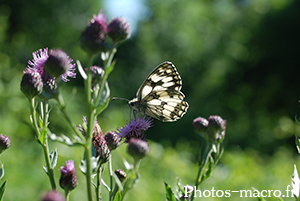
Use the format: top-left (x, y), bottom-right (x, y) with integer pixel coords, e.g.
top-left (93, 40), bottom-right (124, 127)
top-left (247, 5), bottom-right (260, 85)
top-left (117, 117), bottom-right (153, 142)
top-left (92, 10), bottom-right (107, 31)
top-left (41, 190), bottom-right (64, 201)
top-left (27, 48), bottom-right (76, 82)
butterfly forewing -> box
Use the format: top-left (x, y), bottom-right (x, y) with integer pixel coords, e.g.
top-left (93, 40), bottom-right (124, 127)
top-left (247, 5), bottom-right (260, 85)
top-left (129, 61), bottom-right (188, 122)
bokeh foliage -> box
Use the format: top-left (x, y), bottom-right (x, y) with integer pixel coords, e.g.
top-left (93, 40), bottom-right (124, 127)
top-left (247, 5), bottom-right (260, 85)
top-left (0, 0), bottom-right (300, 200)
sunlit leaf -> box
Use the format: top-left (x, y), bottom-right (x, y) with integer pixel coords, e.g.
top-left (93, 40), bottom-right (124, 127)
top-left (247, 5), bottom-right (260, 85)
top-left (0, 180), bottom-right (7, 201)
top-left (49, 148), bottom-right (58, 169)
top-left (164, 181), bottom-right (177, 201)
top-left (296, 136), bottom-right (300, 154)
top-left (0, 163), bottom-right (4, 180)
top-left (292, 165), bottom-right (300, 198)
top-left (76, 60), bottom-right (87, 80)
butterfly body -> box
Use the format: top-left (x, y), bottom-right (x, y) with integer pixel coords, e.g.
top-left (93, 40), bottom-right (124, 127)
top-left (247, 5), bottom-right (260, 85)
top-left (128, 61), bottom-right (188, 122)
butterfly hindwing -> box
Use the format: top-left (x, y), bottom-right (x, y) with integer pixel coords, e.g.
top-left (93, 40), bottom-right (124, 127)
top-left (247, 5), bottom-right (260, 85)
top-left (129, 61), bottom-right (188, 122)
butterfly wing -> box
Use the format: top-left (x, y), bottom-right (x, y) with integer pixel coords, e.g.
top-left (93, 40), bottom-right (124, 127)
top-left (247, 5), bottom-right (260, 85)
top-left (129, 61), bottom-right (188, 122)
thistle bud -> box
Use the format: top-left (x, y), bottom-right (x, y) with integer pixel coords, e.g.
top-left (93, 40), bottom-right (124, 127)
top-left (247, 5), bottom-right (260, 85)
top-left (193, 117), bottom-right (209, 134)
top-left (90, 66), bottom-right (104, 85)
top-left (114, 169), bottom-right (126, 182)
top-left (93, 125), bottom-right (110, 164)
top-left (44, 49), bottom-right (71, 78)
top-left (104, 131), bottom-right (120, 151)
top-left (20, 68), bottom-right (43, 99)
top-left (108, 17), bottom-right (131, 43)
top-left (41, 190), bottom-right (64, 201)
top-left (127, 138), bottom-right (149, 161)
top-left (0, 134), bottom-right (10, 154)
top-left (207, 115), bottom-right (226, 142)
top-left (59, 160), bottom-right (78, 192)
top-left (80, 10), bottom-right (108, 54)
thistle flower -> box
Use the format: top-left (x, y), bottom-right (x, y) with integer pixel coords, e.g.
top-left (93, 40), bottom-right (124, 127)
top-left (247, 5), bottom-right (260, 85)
top-left (104, 131), bottom-right (120, 151)
top-left (108, 17), bottom-right (131, 43)
top-left (20, 68), bottom-right (43, 99)
top-left (114, 169), bottom-right (126, 182)
top-left (59, 160), bottom-right (78, 192)
top-left (207, 115), bottom-right (226, 142)
top-left (117, 117), bottom-right (153, 143)
top-left (80, 10), bottom-right (108, 54)
top-left (44, 49), bottom-right (74, 78)
top-left (27, 48), bottom-right (76, 82)
top-left (0, 134), bottom-right (10, 154)
top-left (127, 138), bottom-right (149, 161)
top-left (41, 190), bottom-right (64, 201)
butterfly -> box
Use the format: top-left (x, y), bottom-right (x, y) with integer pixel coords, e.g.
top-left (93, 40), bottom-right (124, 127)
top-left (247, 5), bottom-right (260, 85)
top-left (128, 61), bottom-right (189, 122)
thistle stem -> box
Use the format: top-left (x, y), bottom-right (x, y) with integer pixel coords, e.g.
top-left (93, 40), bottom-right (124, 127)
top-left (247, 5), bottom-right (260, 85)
top-left (190, 140), bottom-right (213, 201)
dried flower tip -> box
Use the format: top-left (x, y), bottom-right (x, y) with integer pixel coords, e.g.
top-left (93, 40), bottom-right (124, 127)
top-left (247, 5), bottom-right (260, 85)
top-left (108, 17), bottom-right (131, 43)
top-left (20, 68), bottom-right (43, 99)
top-left (114, 169), bottom-right (126, 182)
top-left (127, 138), bottom-right (149, 161)
top-left (44, 49), bottom-right (71, 78)
top-left (193, 117), bottom-right (209, 134)
top-left (41, 190), bottom-right (64, 201)
top-left (59, 160), bottom-right (78, 192)
top-left (0, 134), bottom-right (10, 154)
top-left (104, 131), bottom-right (120, 151)
top-left (80, 10), bottom-right (108, 54)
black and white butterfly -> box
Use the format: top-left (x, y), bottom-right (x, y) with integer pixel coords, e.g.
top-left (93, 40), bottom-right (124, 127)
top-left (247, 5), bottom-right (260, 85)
top-left (128, 61), bottom-right (189, 122)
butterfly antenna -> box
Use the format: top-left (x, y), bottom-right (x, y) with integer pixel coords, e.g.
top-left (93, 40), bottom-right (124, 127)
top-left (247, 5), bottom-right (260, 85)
top-left (111, 97), bottom-right (129, 102)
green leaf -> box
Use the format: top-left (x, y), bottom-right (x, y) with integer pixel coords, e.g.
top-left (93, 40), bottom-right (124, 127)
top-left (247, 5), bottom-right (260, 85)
top-left (49, 148), bottom-right (58, 169)
top-left (49, 132), bottom-right (83, 147)
top-left (164, 182), bottom-right (176, 201)
top-left (113, 172), bottom-right (124, 191)
top-left (123, 159), bottom-right (132, 171)
top-left (0, 163), bottom-right (4, 180)
top-left (292, 165), bottom-right (300, 199)
top-left (296, 136), bottom-right (300, 154)
top-left (76, 60), bottom-right (87, 80)
top-left (38, 126), bottom-right (48, 145)
top-left (0, 180), bottom-right (7, 201)
top-left (251, 187), bottom-right (267, 201)
top-left (101, 178), bottom-right (111, 191)
top-left (80, 157), bottom-right (98, 175)
top-left (113, 191), bottom-right (121, 201)
top-left (97, 81), bottom-right (110, 108)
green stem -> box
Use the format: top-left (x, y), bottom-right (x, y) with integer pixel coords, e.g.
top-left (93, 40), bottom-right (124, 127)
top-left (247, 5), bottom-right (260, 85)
top-left (190, 141), bottom-right (213, 201)
top-left (29, 98), bottom-right (40, 138)
top-left (65, 190), bottom-right (70, 201)
top-left (42, 138), bottom-right (56, 189)
top-left (120, 160), bottom-right (140, 201)
top-left (96, 165), bottom-right (101, 201)
top-left (56, 93), bottom-right (85, 142)
top-left (84, 53), bottom-right (95, 201)
top-left (93, 48), bottom-right (116, 110)
top-left (108, 157), bottom-right (113, 201)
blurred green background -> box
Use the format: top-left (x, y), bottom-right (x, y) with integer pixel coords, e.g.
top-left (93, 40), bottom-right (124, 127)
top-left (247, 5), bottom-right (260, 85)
top-left (0, 0), bottom-right (300, 200)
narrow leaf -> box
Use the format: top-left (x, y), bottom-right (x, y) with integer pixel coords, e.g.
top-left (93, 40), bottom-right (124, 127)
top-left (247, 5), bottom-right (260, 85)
top-left (164, 182), bottom-right (176, 201)
top-left (0, 180), bottom-right (7, 201)
top-left (113, 191), bottom-right (121, 201)
top-left (77, 60), bottom-right (87, 80)
top-left (296, 136), bottom-right (300, 154)
top-left (101, 178), bottom-right (111, 191)
top-left (113, 172), bottom-right (124, 191)
top-left (292, 165), bottom-right (300, 198)
top-left (0, 163), bottom-right (4, 180)
top-left (49, 148), bottom-right (58, 169)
